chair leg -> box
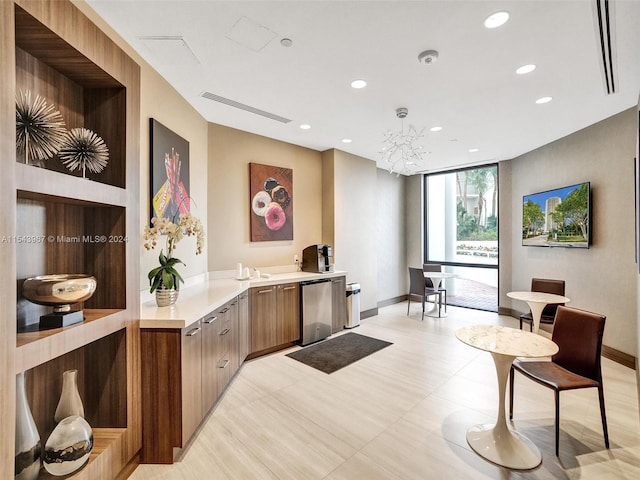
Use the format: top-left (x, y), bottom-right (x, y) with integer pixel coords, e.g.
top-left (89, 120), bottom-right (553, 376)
top-left (407, 295), bottom-right (411, 316)
top-left (421, 296), bottom-right (425, 321)
top-left (519, 317), bottom-right (523, 330)
top-left (554, 390), bottom-right (560, 456)
top-left (444, 290), bottom-right (447, 312)
top-left (509, 365), bottom-right (515, 420)
top-left (529, 320), bottom-right (533, 332)
top-left (598, 384), bottom-right (610, 449)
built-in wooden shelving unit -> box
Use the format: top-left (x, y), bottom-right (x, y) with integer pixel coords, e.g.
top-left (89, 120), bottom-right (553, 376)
top-left (1, 1), bottom-right (141, 478)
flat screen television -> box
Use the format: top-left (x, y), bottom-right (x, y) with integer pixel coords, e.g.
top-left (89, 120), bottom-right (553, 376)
top-left (522, 181), bottom-right (591, 248)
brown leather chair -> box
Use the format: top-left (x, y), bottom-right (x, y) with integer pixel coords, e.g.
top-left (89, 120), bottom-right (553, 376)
top-left (423, 263), bottom-right (447, 313)
top-left (509, 306), bottom-right (609, 456)
top-left (407, 267), bottom-right (442, 320)
top-left (519, 278), bottom-right (565, 331)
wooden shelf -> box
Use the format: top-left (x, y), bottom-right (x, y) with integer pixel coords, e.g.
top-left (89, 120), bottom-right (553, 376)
top-left (16, 163), bottom-right (127, 207)
top-left (2, 2), bottom-right (141, 478)
top-left (15, 309), bottom-right (127, 373)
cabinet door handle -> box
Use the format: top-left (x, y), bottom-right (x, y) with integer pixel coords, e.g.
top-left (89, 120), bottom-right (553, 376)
top-left (220, 307), bottom-right (229, 313)
top-left (258, 288), bottom-right (273, 294)
top-left (219, 328), bottom-right (230, 336)
top-left (240, 294), bottom-right (248, 299)
top-left (186, 327), bottom-right (201, 336)
top-left (217, 359), bottom-right (230, 369)
top-left (203, 316), bottom-right (217, 324)
top-left (283, 286), bottom-right (296, 291)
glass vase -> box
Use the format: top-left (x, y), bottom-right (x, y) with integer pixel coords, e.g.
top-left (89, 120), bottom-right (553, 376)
top-left (15, 371), bottom-right (41, 480)
top-left (54, 369), bottom-right (84, 422)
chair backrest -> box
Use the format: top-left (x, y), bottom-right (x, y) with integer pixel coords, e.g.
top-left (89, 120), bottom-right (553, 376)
top-left (408, 267), bottom-right (426, 296)
top-left (551, 306), bottom-right (606, 382)
top-left (531, 278), bottom-right (565, 317)
top-left (423, 264), bottom-right (442, 289)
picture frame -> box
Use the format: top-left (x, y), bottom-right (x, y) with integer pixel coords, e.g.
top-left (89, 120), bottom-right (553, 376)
top-left (149, 118), bottom-right (190, 223)
top-left (249, 162), bottom-right (293, 242)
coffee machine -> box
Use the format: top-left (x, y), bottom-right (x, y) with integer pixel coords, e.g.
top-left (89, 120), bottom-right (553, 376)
top-left (301, 244), bottom-right (334, 273)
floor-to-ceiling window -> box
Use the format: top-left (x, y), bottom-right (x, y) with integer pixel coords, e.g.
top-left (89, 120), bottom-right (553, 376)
top-left (424, 164), bottom-right (498, 311)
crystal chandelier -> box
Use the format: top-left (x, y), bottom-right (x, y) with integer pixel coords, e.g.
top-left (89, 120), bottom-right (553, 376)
top-left (380, 107), bottom-right (426, 175)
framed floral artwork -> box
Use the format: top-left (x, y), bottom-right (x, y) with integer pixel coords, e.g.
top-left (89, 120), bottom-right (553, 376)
top-left (150, 118), bottom-right (190, 222)
top-left (249, 163), bottom-right (293, 241)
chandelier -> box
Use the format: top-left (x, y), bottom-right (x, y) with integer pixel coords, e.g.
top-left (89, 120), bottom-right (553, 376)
top-left (380, 107), bottom-right (426, 175)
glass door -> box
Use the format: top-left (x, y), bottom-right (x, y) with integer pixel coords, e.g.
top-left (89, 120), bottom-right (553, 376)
top-left (424, 164), bottom-right (498, 311)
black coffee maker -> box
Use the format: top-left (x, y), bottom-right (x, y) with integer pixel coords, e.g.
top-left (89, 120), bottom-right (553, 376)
top-left (301, 244), bottom-right (334, 273)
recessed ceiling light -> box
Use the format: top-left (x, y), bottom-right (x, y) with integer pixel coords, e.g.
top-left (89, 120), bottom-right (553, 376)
top-left (350, 79), bottom-right (367, 89)
top-left (299, 124), bottom-right (311, 130)
top-left (469, 148), bottom-right (479, 153)
top-left (430, 126), bottom-right (443, 132)
top-left (536, 96), bottom-right (553, 104)
top-left (280, 38), bottom-right (293, 47)
top-left (516, 64), bottom-right (536, 75)
top-left (341, 138), bottom-right (352, 143)
top-left (483, 11), bottom-right (509, 29)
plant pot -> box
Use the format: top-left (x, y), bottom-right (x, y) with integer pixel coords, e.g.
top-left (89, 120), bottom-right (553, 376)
top-left (156, 287), bottom-right (179, 307)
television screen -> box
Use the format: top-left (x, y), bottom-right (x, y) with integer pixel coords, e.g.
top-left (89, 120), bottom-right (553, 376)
top-left (522, 182), bottom-right (590, 248)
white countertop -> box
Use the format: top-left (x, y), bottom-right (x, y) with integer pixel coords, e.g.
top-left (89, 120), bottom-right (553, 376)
top-left (140, 270), bottom-right (347, 329)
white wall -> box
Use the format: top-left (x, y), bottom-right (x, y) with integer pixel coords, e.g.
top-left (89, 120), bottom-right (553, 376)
top-left (507, 108), bottom-right (637, 355)
top-left (405, 174), bottom-right (424, 272)
top-left (377, 169), bottom-right (407, 302)
top-left (331, 150), bottom-right (378, 313)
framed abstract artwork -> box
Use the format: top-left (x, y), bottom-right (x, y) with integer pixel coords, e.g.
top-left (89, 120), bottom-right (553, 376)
top-left (249, 162), bottom-right (293, 241)
top-left (149, 118), bottom-right (190, 222)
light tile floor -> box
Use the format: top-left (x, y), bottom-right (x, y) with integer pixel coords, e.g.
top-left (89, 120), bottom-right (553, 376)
top-left (131, 302), bottom-right (640, 479)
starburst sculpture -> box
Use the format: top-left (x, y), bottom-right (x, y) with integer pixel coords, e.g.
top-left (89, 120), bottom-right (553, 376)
top-left (16, 90), bottom-right (67, 166)
top-left (379, 107), bottom-right (427, 176)
top-left (58, 128), bottom-right (109, 178)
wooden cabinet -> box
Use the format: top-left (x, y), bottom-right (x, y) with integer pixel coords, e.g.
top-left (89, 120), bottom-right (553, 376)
top-left (201, 313), bottom-right (219, 414)
top-left (181, 322), bottom-right (204, 443)
top-left (215, 302), bottom-right (236, 394)
top-left (331, 276), bottom-right (347, 333)
top-left (141, 297), bottom-right (241, 464)
top-left (250, 286), bottom-right (277, 353)
top-left (238, 291), bottom-right (250, 362)
top-left (1, 1), bottom-right (141, 478)
top-left (277, 283), bottom-right (300, 344)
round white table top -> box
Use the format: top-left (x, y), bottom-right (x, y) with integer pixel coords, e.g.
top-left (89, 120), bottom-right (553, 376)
top-left (423, 272), bottom-right (457, 279)
top-left (506, 291), bottom-right (569, 305)
top-left (455, 325), bottom-right (558, 358)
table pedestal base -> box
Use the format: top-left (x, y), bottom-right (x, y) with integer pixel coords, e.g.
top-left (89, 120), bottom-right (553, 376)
top-left (467, 423), bottom-right (541, 470)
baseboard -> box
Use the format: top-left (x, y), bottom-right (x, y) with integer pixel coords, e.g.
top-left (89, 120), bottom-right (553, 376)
top-left (377, 295), bottom-right (407, 308)
top-left (361, 307), bottom-right (378, 319)
top-left (602, 345), bottom-right (636, 370)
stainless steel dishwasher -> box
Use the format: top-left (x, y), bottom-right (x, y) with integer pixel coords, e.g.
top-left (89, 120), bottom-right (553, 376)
top-left (299, 278), bottom-right (333, 345)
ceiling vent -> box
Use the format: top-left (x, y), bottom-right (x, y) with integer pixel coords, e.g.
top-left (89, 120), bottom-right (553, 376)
top-left (593, 0), bottom-right (617, 94)
top-left (138, 36), bottom-right (200, 64)
top-left (200, 91), bottom-right (292, 123)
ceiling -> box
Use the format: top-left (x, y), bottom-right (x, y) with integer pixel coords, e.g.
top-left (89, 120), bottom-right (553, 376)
top-left (85, 0), bottom-right (640, 175)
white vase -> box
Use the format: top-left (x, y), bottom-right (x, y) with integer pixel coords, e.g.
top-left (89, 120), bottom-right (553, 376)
top-left (54, 370), bottom-right (84, 422)
top-left (43, 415), bottom-right (93, 476)
top-left (15, 371), bottom-right (41, 480)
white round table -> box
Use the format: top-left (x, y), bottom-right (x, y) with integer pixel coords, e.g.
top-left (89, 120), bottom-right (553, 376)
top-left (423, 272), bottom-right (457, 317)
top-left (455, 325), bottom-right (558, 470)
top-left (506, 291), bottom-right (570, 333)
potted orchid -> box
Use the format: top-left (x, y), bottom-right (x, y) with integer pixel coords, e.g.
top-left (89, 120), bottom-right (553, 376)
top-left (143, 213), bottom-right (204, 306)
